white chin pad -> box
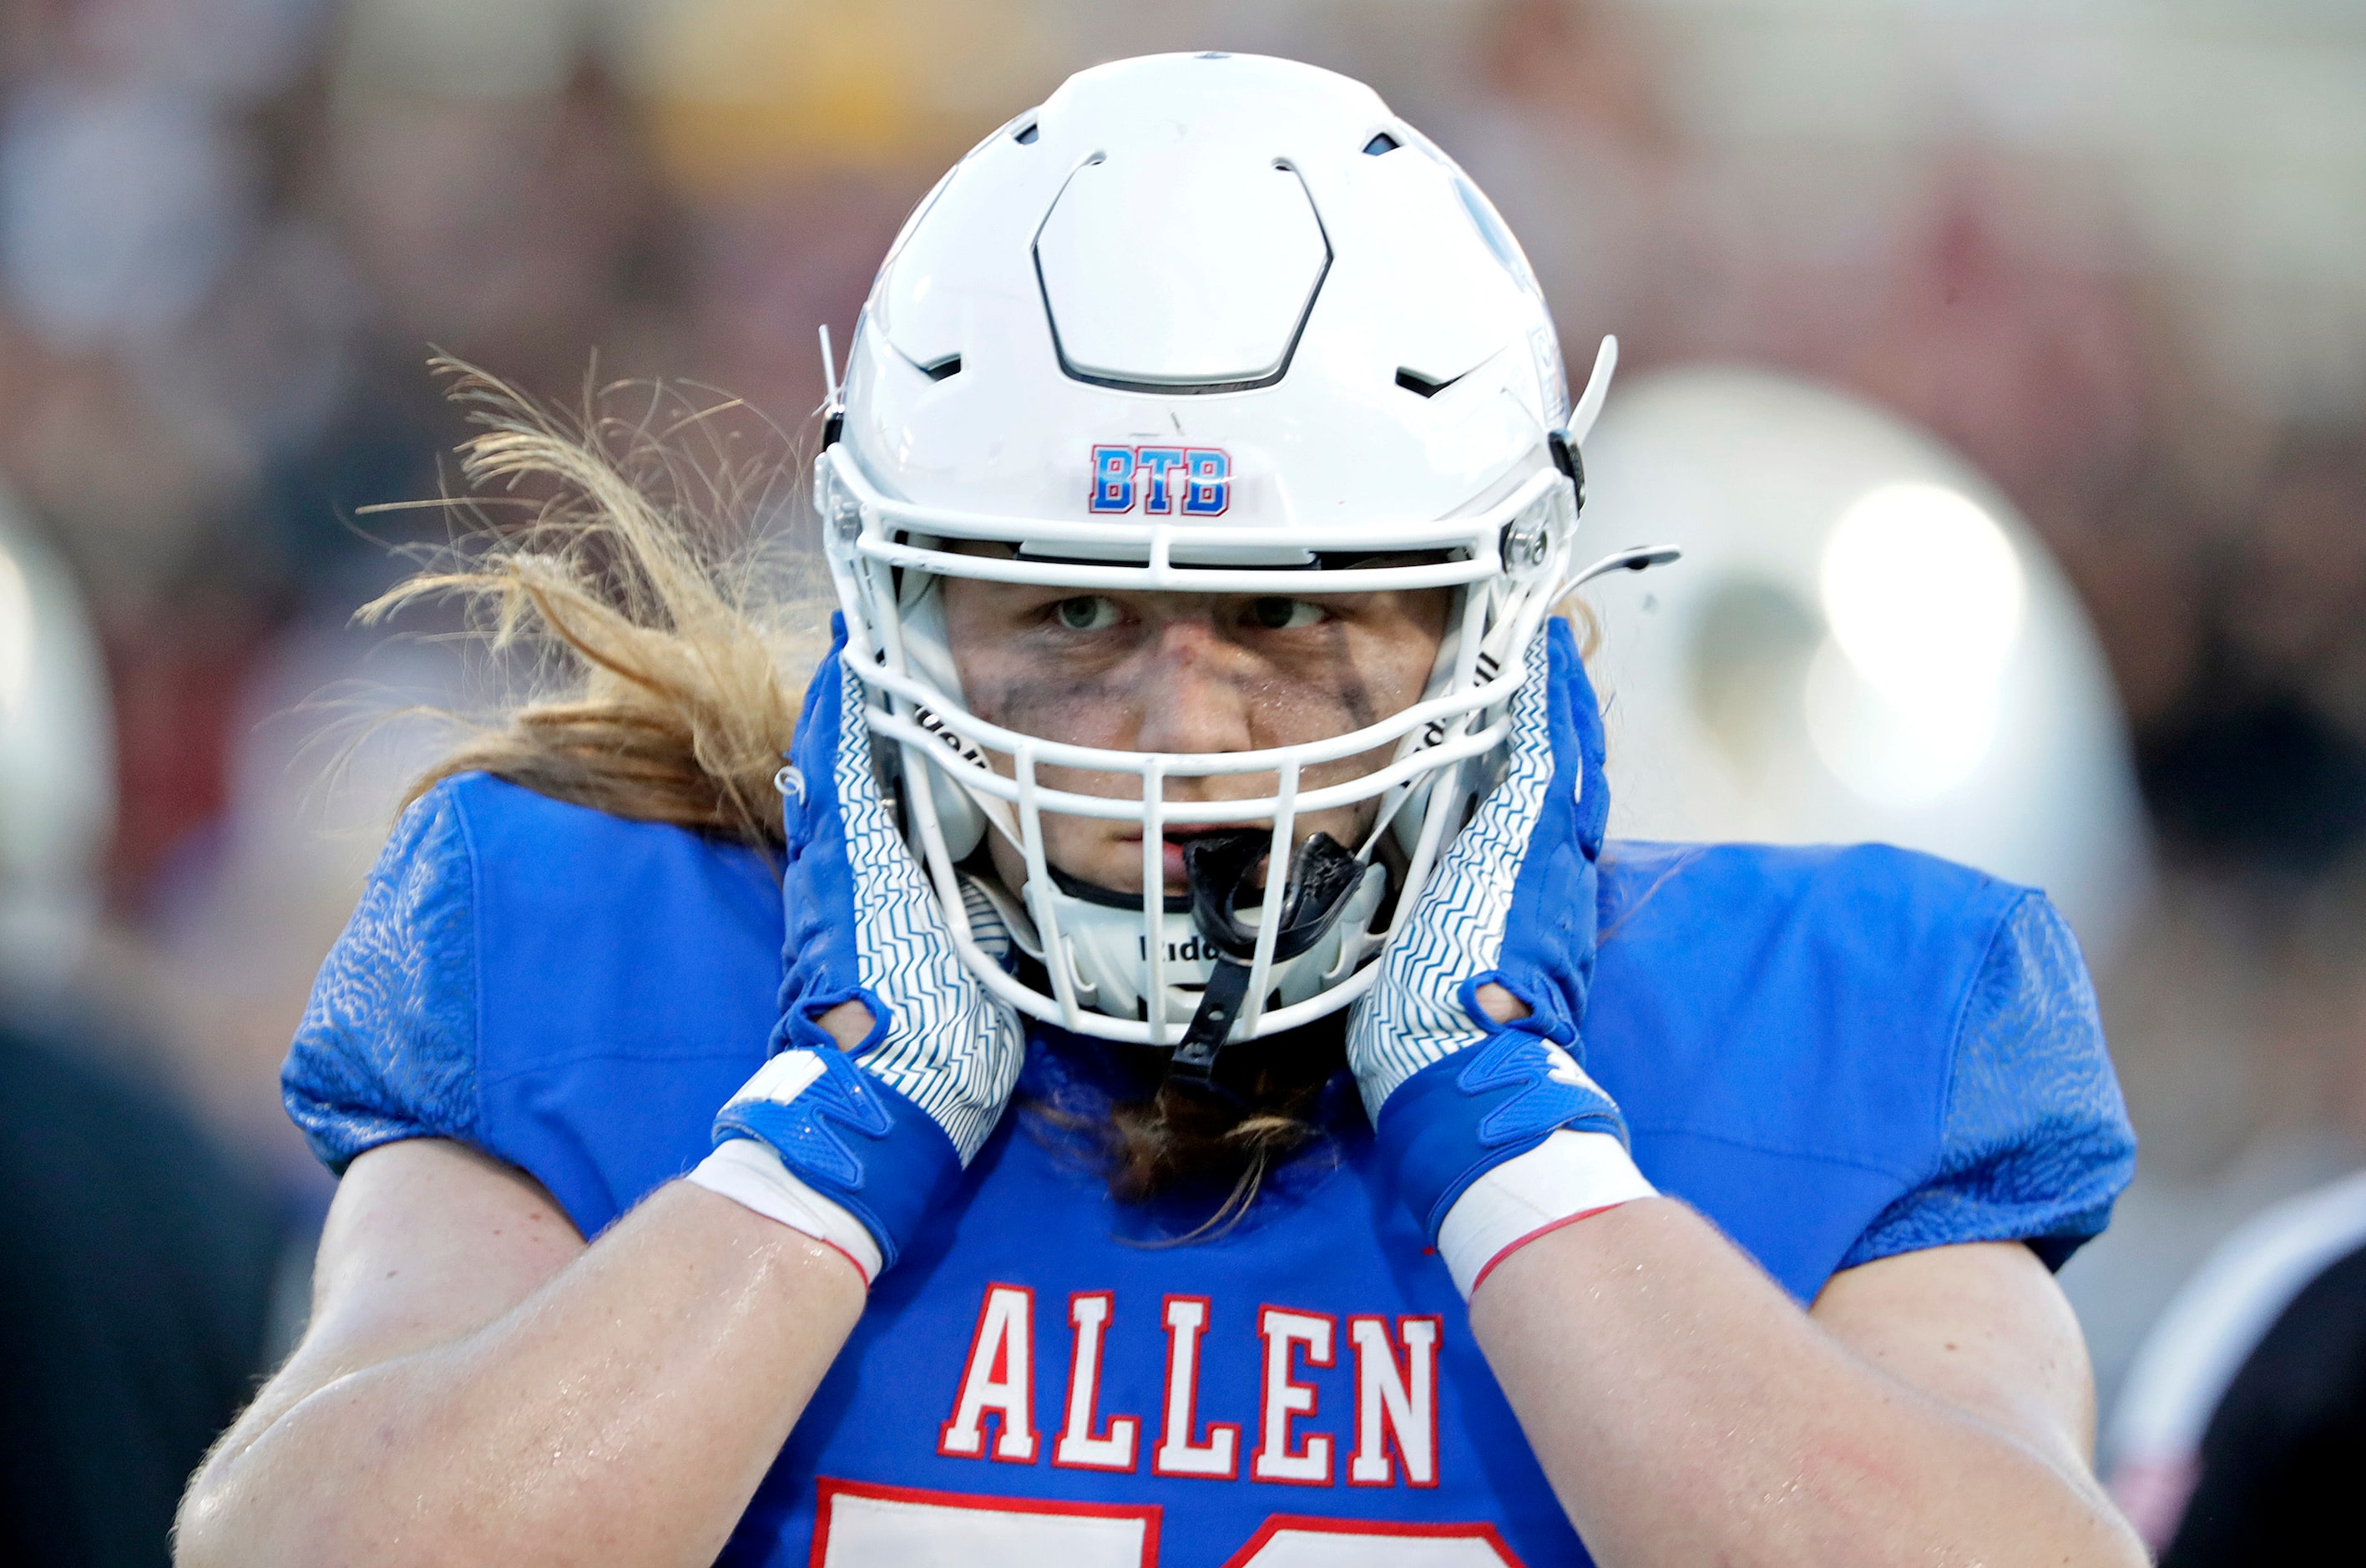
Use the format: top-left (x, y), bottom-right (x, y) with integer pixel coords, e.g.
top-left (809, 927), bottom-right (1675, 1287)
top-left (1033, 862), bottom-right (1385, 1036)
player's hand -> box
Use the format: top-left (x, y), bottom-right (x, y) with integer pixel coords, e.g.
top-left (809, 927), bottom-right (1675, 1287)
top-left (1347, 616), bottom-right (1655, 1298)
top-left (688, 630), bottom-right (1024, 1283)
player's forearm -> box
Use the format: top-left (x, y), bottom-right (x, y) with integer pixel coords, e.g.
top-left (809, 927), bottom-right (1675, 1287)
top-left (177, 1182), bottom-right (863, 1568)
top-left (1469, 1198), bottom-right (2146, 1568)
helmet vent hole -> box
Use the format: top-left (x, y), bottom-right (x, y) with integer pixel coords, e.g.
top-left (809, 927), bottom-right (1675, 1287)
top-left (1395, 367), bottom-right (1457, 398)
top-left (1362, 132), bottom-right (1401, 155)
top-left (1014, 122), bottom-right (1039, 144)
top-left (920, 354), bottom-right (963, 382)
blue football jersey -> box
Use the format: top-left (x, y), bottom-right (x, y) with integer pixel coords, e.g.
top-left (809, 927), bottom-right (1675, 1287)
top-left (287, 772), bottom-right (2135, 1567)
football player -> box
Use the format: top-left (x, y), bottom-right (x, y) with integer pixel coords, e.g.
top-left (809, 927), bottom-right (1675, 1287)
top-left (179, 53), bottom-right (2146, 1568)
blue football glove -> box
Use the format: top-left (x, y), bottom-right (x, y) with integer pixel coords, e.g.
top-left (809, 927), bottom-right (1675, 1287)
top-left (688, 621), bottom-right (1023, 1282)
top-left (1347, 616), bottom-right (1656, 1298)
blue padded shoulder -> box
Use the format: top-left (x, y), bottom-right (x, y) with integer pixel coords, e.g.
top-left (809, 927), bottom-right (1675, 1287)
top-left (285, 771), bottom-right (784, 1232)
top-left (1582, 841), bottom-right (2136, 1298)
top-left (1842, 891), bottom-right (2136, 1271)
top-left (283, 781), bottom-right (483, 1171)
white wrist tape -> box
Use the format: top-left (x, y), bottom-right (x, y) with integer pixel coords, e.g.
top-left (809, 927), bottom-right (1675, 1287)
top-left (687, 1138), bottom-right (886, 1286)
top-left (1437, 1130), bottom-right (1657, 1300)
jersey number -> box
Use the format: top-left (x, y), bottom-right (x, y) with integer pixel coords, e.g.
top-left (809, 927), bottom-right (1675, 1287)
top-left (813, 1478), bottom-right (1524, 1567)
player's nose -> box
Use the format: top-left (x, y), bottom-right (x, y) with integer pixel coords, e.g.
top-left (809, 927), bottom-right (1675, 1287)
top-left (1130, 618), bottom-right (1257, 761)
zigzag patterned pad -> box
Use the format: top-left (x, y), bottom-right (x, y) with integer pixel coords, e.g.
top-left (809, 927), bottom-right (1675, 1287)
top-left (1347, 628), bottom-right (1561, 1116)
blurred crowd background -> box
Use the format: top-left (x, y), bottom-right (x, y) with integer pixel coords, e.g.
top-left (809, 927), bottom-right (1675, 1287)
top-left (2, 0), bottom-right (2363, 1560)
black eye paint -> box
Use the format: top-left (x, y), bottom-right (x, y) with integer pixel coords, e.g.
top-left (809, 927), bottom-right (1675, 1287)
top-left (1320, 618), bottom-right (1378, 731)
top-left (967, 612), bottom-right (1383, 748)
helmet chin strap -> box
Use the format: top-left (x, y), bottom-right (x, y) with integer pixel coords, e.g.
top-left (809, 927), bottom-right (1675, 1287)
top-left (1164, 830), bottom-right (1366, 1089)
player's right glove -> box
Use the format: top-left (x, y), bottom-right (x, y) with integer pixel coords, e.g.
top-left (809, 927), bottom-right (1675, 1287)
top-left (1347, 616), bottom-right (1656, 1300)
top-left (688, 623), bottom-right (1024, 1284)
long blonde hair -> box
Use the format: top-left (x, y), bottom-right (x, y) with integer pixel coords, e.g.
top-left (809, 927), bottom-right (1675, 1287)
top-left (367, 362), bottom-right (834, 848)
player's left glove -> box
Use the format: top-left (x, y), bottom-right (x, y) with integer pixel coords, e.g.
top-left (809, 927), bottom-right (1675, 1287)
top-left (687, 623), bottom-right (1024, 1284)
top-left (1347, 616), bottom-right (1656, 1300)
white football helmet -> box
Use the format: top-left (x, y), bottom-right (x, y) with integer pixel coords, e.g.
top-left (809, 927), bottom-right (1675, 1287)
top-left (816, 53), bottom-right (1640, 1062)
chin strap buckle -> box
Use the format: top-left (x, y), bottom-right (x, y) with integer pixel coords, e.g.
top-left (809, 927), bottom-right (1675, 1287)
top-left (1164, 830), bottom-right (1363, 1087)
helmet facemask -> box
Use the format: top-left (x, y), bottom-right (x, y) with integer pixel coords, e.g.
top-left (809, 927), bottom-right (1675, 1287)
top-left (818, 438), bottom-right (1595, 1075)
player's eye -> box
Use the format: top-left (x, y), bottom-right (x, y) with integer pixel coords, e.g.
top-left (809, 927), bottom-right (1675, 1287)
top-left (1249, 597), bottom-right (1324, 630)
top-left (1052, 595), bottom-right (1120, 631)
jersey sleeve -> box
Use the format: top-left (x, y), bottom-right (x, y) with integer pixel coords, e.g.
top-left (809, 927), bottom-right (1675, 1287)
top-left (1840, 891), bottom-right (2136, 1272)
top-left (281, 780), bottom-right (483, 1173)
